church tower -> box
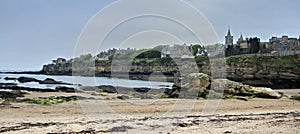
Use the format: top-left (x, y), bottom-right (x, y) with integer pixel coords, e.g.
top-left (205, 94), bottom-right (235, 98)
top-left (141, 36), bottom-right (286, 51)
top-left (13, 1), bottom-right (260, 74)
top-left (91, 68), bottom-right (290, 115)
top-left (238, 33), bottom-right (244, 42)
top-left (225, 27), bottom-right (233, 45)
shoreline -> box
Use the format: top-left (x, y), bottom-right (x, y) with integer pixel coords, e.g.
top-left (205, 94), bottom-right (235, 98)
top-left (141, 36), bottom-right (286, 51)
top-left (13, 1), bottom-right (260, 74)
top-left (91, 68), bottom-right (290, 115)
top-left (2, 71), bottom-right (300, 89)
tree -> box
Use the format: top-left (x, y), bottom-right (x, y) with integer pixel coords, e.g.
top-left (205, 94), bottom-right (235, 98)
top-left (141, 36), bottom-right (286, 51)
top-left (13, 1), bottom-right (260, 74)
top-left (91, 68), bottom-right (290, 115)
top-left (135, 50), bottom-right (161, 59)
top-left (192, 44), bottom-right (204, 56)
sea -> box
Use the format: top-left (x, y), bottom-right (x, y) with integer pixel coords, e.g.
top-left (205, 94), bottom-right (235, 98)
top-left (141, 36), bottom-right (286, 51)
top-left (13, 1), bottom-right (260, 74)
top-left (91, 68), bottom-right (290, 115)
top-left (0, 72), bottom-right (173, 92)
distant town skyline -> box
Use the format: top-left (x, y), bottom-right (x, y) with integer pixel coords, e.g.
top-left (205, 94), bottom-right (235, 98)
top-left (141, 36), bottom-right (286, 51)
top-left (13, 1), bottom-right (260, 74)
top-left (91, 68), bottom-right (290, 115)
top-left (1, 0), bottom-right (300, 71)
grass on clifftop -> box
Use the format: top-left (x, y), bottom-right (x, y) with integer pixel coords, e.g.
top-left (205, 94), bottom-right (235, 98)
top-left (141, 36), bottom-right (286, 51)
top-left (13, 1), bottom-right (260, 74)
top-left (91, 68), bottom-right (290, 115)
top-left (226, 55), bottom-right (300, 71)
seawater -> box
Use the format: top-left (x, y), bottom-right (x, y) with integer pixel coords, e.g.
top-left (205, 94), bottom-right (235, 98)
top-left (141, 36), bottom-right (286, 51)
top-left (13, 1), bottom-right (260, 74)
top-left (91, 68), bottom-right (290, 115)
top-left (0, 73), bottom-right (173, 91)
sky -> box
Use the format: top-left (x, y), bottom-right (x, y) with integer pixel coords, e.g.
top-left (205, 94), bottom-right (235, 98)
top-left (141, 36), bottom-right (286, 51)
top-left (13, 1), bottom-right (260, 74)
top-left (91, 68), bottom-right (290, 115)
top-left (0, 0), bottom-right (300, 71)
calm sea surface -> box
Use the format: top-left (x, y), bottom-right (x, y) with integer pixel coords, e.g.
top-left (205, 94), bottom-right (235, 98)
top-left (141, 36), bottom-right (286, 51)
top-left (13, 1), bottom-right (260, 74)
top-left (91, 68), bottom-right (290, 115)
top-left (0, 73), bottom-right (173, 91)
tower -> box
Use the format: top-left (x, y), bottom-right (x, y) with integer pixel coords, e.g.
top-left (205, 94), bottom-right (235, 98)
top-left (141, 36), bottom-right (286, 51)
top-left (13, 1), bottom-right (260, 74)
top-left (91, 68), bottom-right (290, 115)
top-left (238, 33), bottom-right (244, 42)
top-left (225, 27), bottom-right (233, 45)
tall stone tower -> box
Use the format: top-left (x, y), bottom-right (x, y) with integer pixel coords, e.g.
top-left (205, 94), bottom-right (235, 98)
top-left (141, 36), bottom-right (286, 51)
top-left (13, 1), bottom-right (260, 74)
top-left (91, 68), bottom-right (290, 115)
top-left (225, 27), bottom-right (233, 45)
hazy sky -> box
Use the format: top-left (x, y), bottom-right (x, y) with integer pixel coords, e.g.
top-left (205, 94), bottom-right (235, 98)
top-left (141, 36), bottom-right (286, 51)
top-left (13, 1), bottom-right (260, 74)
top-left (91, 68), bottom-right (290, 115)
top-left (1, 0), bottom-right (300, 71)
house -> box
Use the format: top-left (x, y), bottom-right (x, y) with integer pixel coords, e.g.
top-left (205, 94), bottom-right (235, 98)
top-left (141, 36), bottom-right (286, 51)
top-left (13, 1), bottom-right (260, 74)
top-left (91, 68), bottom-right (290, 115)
top-left (161, 44), bottom-right (194, 58)
top-left (52, 58), bottom-right (66, 65)
top-left (196, 48), bottom-right (208, 56)
top-left (269, 35), bottom-right (300, 51)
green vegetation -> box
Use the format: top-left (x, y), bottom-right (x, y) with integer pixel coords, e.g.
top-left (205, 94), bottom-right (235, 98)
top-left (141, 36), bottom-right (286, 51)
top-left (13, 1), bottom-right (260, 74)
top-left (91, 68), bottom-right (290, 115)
top-left (22, 96), bottom-right (78, 105)
top-left (192, 44), bottom-right (204, 55)
top-left (290, 95), bottom-right (300, 101)
top-left (74, 54), bottom-right (93, 62)
top-left (160, 93), bottom-right (170, 98)
top-left (135, 50), bottom-right (161, 59)
top-left (226, 55), bottom-right (300, 71)
top-left (194, 56), bottom-right (209, 63)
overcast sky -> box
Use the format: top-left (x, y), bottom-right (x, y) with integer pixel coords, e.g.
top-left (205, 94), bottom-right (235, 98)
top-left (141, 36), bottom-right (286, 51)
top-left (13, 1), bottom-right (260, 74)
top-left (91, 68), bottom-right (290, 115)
top-left (1, 0), bottom-right (300, 71)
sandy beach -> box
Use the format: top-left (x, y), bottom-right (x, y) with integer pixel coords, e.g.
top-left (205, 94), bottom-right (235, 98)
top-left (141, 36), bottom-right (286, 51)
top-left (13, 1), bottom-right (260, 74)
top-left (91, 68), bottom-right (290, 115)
top-left (0, 89), bottom-right (299, 134)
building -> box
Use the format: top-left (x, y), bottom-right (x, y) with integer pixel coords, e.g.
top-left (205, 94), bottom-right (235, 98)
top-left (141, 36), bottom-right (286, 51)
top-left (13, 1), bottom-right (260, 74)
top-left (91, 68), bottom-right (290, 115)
top-left (196, 48), bottom-right (208, 56)
top-left (269, 35), bottom-right (300, 51)
top-left (161, 44), bottom-right (194, 58)
top-left (225, 27), bottom-right (261, 56)
top-left (225, 27), bottom-right (233, 46)
top-left (52, 58), bottom-right (66, 65)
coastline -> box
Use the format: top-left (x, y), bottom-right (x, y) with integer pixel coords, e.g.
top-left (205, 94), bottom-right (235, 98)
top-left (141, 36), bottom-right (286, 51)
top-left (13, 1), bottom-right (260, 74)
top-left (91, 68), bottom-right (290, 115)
top-left (0, 71), bottom-right (299, 133)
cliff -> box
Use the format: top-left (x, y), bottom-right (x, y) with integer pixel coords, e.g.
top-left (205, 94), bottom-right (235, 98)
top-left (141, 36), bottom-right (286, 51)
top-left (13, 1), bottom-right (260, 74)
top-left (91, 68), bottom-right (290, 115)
top-left (41, 55), bottom-right (300, 89)
top-left (226, 55), bottom-right (300, 88)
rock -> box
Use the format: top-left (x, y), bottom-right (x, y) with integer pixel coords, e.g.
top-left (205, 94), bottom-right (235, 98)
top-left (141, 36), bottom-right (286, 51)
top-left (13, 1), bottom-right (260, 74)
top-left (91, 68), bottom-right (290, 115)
top-left (224, 130), bottom-right (232, 133)
top-left (212, 79), bottom-right (283, 99)
top-left (4, 77), bottom-right (17, 81)
top-left (182, 73), bottom-right (283, 99)
top-left (184, 73), bottom-right (210, 93)
top-left (247, 87), bottom-right (283, 99)
top-left (55, 86), bottom-right (76, 93)
top-left (0, 83), bottom-right (17, 86)
top-left (78, 86), bottom-right (98, 91)
top-left (212, 79), bottom-right (242, 94)
top-left (39, 78), bottom-right (71, 85)
top-left (236, 97), bottom-right (248, 101)
top-left (134, 88), bottom-right (151, 93)
top-left (17, 77), bottom-right (40, 83)
top-left (0, 91), bottom-right (26, 100)
top-left (98, 85), bottom-right (117, 93)
top-left (117, 95), bottom-right (131, 100)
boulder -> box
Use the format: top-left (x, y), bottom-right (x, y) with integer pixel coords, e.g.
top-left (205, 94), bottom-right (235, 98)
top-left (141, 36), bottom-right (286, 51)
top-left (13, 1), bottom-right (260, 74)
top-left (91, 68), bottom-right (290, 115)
top-left (183, 73), bottom-right (210, 94)
top-left (212, 78), bottom-right (283, 99)
top-left (98, 85), bottom-right (117, 93)
top-left (4, 77), bottom-right (17, 81)
top-left (55, 86), bottom-right (76, 93)
top-left (0, 91), bottom-right (25, 99)
top-left (117, 94), bottom-right (131, 100)
top-left (183, 73), bottom-right (283, 99)
top-left (39, 78), bottom-right (71, 85)
top-left (17, 77), bottom-right (40, 83)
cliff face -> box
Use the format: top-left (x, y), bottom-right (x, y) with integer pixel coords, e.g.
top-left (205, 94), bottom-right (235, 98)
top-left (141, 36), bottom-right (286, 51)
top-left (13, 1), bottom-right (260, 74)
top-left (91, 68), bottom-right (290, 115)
top-left (41, 55), bottom-right (300, 89)
top-left (41, 63), bottom-right (72, 75)
top-left (226, 55), bottom-right (300, 88)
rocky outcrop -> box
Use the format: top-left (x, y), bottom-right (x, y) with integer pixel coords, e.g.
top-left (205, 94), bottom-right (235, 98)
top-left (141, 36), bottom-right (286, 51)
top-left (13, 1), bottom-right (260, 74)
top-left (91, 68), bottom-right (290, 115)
top-left (183, 73), bottom-right (210, 94)
top-left (4, 77), bottom-right (17, 81)
top-left (4, 76), bottom-right (73, 85)
top-left (212, 79), bottom-right (283, 99)
top-left (183, 73), bottom-right (283, 99)
top-left (17, 77), bottom-right (40, 83)
top-left (39, 78), bottom-right (72, 85)
top-left (40, 55), bottom-right (300, 89)
top-left (226, 55), bottom-right (300, 89)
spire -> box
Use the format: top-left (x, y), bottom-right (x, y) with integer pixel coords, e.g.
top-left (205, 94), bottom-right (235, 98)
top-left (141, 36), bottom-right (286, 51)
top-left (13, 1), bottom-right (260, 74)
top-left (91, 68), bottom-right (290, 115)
top-left (225, 26), bottom-right (233, 45)
top-left (239, 33), bottom-right (243, 41)
top-left (227, 26), bottom-right (231, 36)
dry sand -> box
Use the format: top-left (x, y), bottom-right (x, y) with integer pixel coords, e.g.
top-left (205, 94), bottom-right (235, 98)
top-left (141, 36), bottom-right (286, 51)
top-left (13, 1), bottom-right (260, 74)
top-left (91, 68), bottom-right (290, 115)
top-left (0, 89), bottom-right (299, 134)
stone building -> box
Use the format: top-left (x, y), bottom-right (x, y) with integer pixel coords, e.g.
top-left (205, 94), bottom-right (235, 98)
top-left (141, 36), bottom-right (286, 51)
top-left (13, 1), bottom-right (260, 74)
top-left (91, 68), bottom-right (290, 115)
top-left (225, 27), bottom-right (233, 46)
top-left (161, 44), bottom-right (194, 58)
top-left (52, 58), bottom-right (66, 65)
top-left (268, 35), bottom-right (300, 51)
top-left (225, 27), bottom-right (261, 56)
